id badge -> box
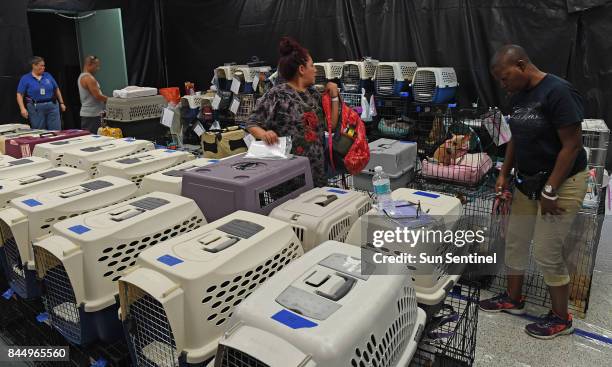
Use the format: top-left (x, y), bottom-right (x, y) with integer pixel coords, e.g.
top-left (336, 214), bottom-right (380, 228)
top-left (40, 88), bottom-right (46, 96)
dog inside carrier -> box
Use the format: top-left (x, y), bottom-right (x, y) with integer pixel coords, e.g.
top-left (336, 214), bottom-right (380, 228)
top-left (139, 158), bottom-right (220, 195)
top-left (31, 135), bottom-right (112, 165)
top-left (412, 67), bottom-right (458, 104)
top-left (182, 154), bottom-right (314, 222)
top-left (341, 58), bottom-right (379, 94)
top-left (269, 187), bottom-right (372, 252)
top-left (96, 149), bottom-right (195, 187)
top-left (60, 138), bottom-right (155, 177)
top-left (118, 211), bottom-right (303, 367)
top-left (345, 188), bottom-right (463, 307)
top-left (314, 61), bottom-right (344, 91)
top-left (209, 240), bottom-right (426, 367)
top-left (0, 166), bottom-right (88, 208)
top-left (419, 112), bottom-right (495, 187)
top-left (0, 156), bottom-right (53, 180)
top-left (374, 62), bottom-right (418, 96)
top-left (0, 176), bottom-right (137, 299)
top-left (33, 192), bottom-right (206, 345)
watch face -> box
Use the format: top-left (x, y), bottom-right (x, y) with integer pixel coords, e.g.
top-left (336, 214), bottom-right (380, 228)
top-left (544, 184), bottom-right (553, 193)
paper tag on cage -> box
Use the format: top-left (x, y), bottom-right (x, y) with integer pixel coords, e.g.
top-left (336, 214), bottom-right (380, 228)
top-left (193, 122), bottom-right (205, 137)
top-left (243, 133), bottom-right (255, 148)
top-left (161, 108), bottom-right (174, 128)
top-left (230, 97), bottom-right (240, 114)
top-left (252, 76), bottom-right (260, 91)
top-left (212, 94), bottom-right (221, 110)
top-left (231, 78), bottom-right (241, 94)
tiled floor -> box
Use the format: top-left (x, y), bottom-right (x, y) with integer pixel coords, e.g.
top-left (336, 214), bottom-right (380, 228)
top-left (474, 216), bottom-right (612, 367)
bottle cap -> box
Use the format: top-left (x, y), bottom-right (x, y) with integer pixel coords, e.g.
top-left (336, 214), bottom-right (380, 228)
top-left (375, 166), bottom-right (383, 172)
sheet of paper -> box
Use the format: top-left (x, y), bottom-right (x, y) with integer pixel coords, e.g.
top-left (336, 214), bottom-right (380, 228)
top-left (230, 97), bottom-right (240, 114)
top-left (231, 77), bottom-right (241, 94)
top-left (160, 108), bottom-right (174, 128)
top-left (212, 94), bottom-right (221, 110)
top-left (193, 122), bottom-right (205, 137)
top-left (252, 75), bottom-right (260, 91)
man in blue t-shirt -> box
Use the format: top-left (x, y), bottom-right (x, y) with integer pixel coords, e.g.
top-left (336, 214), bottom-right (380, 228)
top-left (479, 45), bottom-right (588, 340)
top-left (15, 56), bottom-right (67, 130)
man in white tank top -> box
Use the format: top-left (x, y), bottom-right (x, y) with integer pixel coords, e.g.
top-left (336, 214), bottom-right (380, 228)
top-left (78, 56), bottom-right (107, 133)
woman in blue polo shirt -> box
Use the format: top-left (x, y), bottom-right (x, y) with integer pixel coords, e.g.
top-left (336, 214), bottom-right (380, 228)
top-left (16, 56), bottom-right (67, 130)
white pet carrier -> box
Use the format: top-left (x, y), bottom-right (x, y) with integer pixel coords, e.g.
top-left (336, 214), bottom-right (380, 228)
top-left (118, 211), bottom-right (303, 366)
top-left (60, 138), bottom-right (155, 177)
top-left (412, 67), bottom-right (458, 104)
top-left (232, 66), bottom-right (255, 93)
top-left (209, 240), bottom-right (426, 367)
top-left (0, 167), bottom-right (88, 207)
top-left (32, 135), bottom-right (112, 165)
top-left (374, 62), bottom-right (418, 96)
top-left (0, 156), bottom-right (52, 180)
top-left (215, 65), bottom-right (239, 91)
top-left (0, 124), bottom-right (30, 135)
top-left (0, 176), bottom-right (137, 299)
top-left (353, 139), bottom-right (418, 192)
top-left (97, 149), bottom-right (194, 187)
top-left (314, 62), bottom-right (344, 90)
top-left (341, 58), bottom-right (379, 93)
top-left (0, 154), bottom-right (16, 164)
top-left (269, 187), bottom-right (372, 252)
top-left (345, 188), bottom-right (463, 306)
top-left (32, 192), bottom-right (206, 345)
top-left (105, 95), bottom-right (168, 122)
top-left (139, 158), bottom-right (220, 195)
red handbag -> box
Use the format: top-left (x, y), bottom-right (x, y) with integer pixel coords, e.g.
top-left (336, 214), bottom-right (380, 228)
top-left (322, 93), bottom-right (370, 175)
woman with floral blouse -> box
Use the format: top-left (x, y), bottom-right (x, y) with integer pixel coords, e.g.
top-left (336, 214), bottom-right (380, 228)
top-left (246, 37), bottom-right (339, 187)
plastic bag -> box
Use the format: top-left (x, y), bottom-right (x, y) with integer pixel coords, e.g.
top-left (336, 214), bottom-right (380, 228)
top-left (244, 136), bottom-right (292, 159)
top-left (322, 93), bottom-right (370, 175)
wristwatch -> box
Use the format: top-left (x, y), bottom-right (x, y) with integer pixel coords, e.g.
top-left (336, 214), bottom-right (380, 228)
top-left (543, 184), bottom-right (556, 196)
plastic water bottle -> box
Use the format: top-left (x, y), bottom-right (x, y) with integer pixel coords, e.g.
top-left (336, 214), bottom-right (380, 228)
top-left (372, 166), bottom-right (394, 214)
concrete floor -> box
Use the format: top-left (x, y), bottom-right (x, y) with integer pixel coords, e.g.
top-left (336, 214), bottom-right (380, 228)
top-left (474, 216), bottom-right (612, 367)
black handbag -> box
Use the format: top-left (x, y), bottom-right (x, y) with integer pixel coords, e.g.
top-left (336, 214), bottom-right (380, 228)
top-left (515, 170), bottom-right (550, 200)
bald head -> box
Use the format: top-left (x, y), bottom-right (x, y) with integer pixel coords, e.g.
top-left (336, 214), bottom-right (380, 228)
top-left (83, 55), bottom-right (100, 73)
top-left (490, 44), bottom-right (531, 71)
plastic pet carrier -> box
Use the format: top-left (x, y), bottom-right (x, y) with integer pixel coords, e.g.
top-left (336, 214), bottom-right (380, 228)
top-left (4, 129), bottom-right (91, 158)
top-left (118, 211), bottom-right (303, 367)
top-left (269, 187), bottom-right (372, 252)
top-left (61, 138), bottom-right (155, 177)
top-left (32, 135), bottom-right (112, 165)
top-left (182, 154), bottom-right (314, 222)
top-left (341, 58), bottom-right (379, 93)
top-left (0, 154), bottom-right (16, 164)
top-left (0, 156), bottom-right (52, 179)
top-left (0, 176), bottom-right (137, 299)
top-left (0, 166), bottom-right (88, 207)
top-left (97, 149), bottom-right (194, 187)
top-left (374, 62), bottom-right (418, 96)
top-left (353, 139), bottom-right (417, 191)
top-left (0, 129), bottom-right (47, 154)
top-left (32, 192), bottom-right (206, 345)
top-left (233, 94), bottom-right (256, 123)
top-left (0, 124), bottom-right (30, 134)
top-left (139, 158), bottom-right (220, 195)
top-left (232, 66), bottom-right (255, 94)
top-left (106, 95), bottom-right (168, 122)
top-left (215, 65), bottom-right (239, 91)
top-left (314, 62), bottom-right (344, 91)
top-left (209, 240), bottom-right (426, 367)
top-left (346, 188), bottom-right (463, 306)
top-left (412, 68), bottom-right (458, 104)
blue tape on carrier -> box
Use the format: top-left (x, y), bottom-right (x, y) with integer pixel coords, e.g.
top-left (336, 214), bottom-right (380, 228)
top-left (413, 191), bottom-right (440, 199)
top-left (271, 309), bottom-right (318, 329)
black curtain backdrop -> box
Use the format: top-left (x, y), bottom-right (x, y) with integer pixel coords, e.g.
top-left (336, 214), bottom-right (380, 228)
top-left (3, 0), bottom-right (612, 161)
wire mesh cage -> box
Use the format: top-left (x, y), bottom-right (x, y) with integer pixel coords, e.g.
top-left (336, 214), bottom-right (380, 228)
top-left (412, 68), bottom-right (459, 104)
top-left (487, 187), bottom-right (606, 318)
top-left (374, 62), bottom-right (418, 96)
top-left (106, 95), bottom-right (168, 122)
top-left (410, 281), bottom-right (480, 367)
top-left (341, 58), bottom-right (379, 93)
top-left (373, 95), bottom-right (413, 139)
top-left (581, 119), bottom-right (609, 191)
top-left (233, 94), bottom-right (256, 123)
top-left (211, 241), bottom-right (426, 367)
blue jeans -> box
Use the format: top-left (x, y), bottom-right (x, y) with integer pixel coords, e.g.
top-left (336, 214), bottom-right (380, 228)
top-left (27, 102), bottom-right (61, 130)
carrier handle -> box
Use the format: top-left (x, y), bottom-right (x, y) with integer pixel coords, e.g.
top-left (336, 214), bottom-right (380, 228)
top-left (315, 195), bottom-right (338, 207)
top-left (39, 132), bottom-right (56, 137)
top-left (316, 273), bottom-right (355, 301)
